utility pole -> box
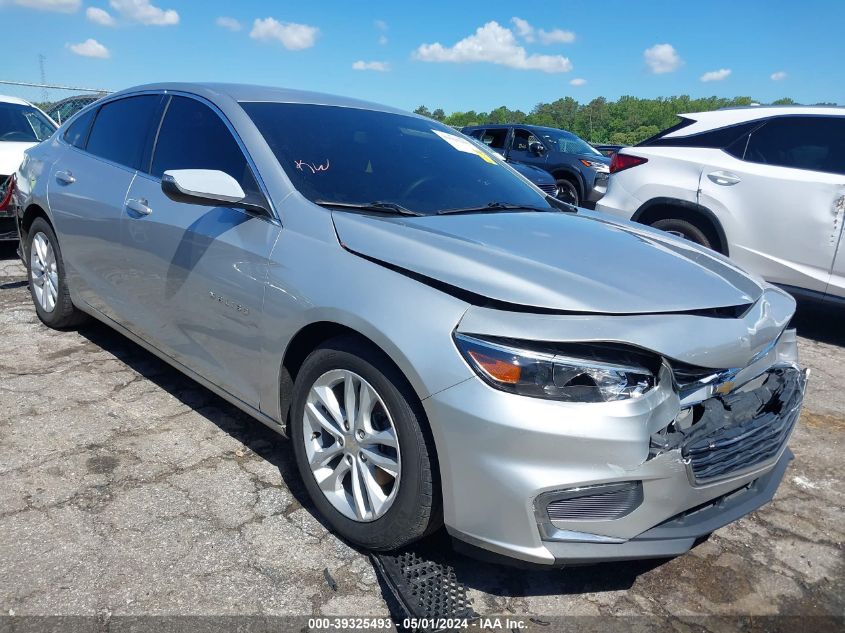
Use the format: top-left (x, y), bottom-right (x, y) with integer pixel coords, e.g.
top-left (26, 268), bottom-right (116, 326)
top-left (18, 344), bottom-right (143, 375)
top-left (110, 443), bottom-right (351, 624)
top-left (38, 54), bottom-right (48, 103)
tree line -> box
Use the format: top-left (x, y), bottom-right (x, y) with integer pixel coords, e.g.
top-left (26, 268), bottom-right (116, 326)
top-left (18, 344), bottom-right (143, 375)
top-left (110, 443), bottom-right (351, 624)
top-left (415, 95), bottom-right (833, 145)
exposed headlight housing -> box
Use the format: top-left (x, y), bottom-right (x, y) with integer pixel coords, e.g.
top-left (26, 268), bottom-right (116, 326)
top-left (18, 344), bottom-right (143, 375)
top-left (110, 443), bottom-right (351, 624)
top-left (455, 333), bottom-right (657, 403)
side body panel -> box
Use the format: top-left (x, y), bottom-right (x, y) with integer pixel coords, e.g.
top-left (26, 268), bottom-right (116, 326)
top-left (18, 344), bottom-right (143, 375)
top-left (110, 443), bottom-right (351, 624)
top-left (696, 148), bottom-right (845, 293)
top-left (119, 172), bottom-right (281, 407)
top-left (46, 145), bottom-right (137, 320)
top-left (828, 192), bottom-right (845, 299)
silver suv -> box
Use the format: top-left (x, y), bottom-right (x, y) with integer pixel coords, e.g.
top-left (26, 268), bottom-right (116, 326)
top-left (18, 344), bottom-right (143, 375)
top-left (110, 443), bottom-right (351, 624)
top-left (13, 83), bottom-right (806, 567)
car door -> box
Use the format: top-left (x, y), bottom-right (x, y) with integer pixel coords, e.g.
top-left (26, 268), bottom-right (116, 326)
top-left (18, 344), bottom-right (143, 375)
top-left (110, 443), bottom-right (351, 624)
top-left (47, 94), bottom-right (163, 321)
top-left (506, 127), bottom-right (546, 168)
top-left (697, 115), bottom-right (845, 294)
top-left (120, 94), bottom-right (280, 407)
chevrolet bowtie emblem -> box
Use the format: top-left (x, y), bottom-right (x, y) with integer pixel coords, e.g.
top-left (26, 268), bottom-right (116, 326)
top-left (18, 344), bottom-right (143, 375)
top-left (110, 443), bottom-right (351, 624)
top-left (714, 381), bottom-right (735, 395)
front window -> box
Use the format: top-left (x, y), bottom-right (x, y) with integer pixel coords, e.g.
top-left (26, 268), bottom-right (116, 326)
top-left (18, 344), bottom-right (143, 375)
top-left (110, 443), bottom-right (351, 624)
top-left (240, 103), bottom-right (551, 215)
top-left (534, 128), bottom-right (601, 156)
top-left (0, 102), bottom-right (56, 143)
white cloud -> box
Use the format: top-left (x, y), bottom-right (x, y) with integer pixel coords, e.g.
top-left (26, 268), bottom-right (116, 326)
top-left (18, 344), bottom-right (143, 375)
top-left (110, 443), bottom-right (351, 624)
top-left (510, 17), bottom-right (534, 42)
top-left (414, 21), bottom-right (573, 74)
top-left (108, 0), bottom-right (178, 26)
top-left (511, 17), bottom-right (575, 45)
top-left (13, 0), bottom-right (79, 11)
top-left (643, 43), bottom-right (683, 74)
top-left (68, 38), bottom-right (110, 58)
top-left (216, 16), bottom-right (241, 31)
top-left (771, 71), bottom-right (787, 81)
top-left (250, 17), bottom-right (319, 50)
top-left (538, 28), bottom-right (575, 44)
top-left (352, 60), bottom-right (389, 72)
top-left (569, 77), bottom-right (587, 86)
top-left (375, 19), bottom-right (388, 44)
top-left (700, 68), bottom-right (731, 82)
top-left (86, 7), bottom-right (115, 26)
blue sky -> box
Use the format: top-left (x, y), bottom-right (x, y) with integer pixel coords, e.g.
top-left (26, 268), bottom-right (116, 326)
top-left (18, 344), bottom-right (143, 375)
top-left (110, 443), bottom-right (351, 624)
top-left (3, 0), bottom-right (843, 112)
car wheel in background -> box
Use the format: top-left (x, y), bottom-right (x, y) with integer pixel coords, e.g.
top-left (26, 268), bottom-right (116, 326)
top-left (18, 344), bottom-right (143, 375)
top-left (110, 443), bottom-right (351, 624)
top-left (650, 218), bottom-right (713, 250)
top-left (290, 336), bottom-right (441, 551)
top-left (26, 217), bottom-right (87, 329)
top-left (556, 179), bottom-right (580, 206)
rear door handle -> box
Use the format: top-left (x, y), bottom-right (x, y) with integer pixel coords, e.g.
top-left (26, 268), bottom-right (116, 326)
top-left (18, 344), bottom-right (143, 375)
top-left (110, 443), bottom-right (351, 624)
top-left (55, 170), bottom-right (75, 185)
top-left (126, 198), bottom-right (152, 216)
top-left (707, 171), bottom-right (741, 186)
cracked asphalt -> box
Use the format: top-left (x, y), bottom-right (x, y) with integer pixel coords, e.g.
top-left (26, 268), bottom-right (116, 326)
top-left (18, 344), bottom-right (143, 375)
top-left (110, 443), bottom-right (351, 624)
top-left (0, 242), bottom-right (842, 628)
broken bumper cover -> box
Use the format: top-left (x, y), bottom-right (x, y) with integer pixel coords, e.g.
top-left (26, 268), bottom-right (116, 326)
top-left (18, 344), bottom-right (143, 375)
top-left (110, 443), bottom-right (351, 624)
top-left (425, 353), bottom-right (805, 567)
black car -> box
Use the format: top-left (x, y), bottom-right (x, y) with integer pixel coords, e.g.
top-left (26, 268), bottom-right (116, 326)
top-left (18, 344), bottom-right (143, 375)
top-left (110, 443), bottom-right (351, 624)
top-left (462, 124), bottom-right (610, 207)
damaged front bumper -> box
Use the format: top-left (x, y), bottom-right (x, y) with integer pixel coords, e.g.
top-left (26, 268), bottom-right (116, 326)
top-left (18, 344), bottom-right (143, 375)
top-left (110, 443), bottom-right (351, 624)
top-left (425, 299), bottom-right (806, 566)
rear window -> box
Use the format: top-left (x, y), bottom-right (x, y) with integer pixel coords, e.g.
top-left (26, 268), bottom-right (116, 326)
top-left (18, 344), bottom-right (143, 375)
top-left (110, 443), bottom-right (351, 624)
top-left (0, 102), bottom-right (56, 143)
top-left (64, 108), bottom-right (95, 149)
top-left (640, 118), bottom-right (759, 150)
top-left (86, 95), bottom-right (161, 170)
top-left (740, 116), bottom-right (845, 175)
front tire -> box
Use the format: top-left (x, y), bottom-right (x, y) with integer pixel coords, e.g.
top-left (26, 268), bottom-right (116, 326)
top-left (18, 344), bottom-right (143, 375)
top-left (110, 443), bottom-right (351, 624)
top-left (26, 217), bottom-right (86, 329)
top-left (290, 336), bottom-right (440, 551)
top-left (555, 178), bottom-right (580, 206)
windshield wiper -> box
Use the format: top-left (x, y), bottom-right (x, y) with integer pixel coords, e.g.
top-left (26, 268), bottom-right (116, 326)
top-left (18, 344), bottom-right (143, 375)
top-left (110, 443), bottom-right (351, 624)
top-left (314, 200), bottom-right (424, 217)
top-left (436, 201), bottom-right (562, 216)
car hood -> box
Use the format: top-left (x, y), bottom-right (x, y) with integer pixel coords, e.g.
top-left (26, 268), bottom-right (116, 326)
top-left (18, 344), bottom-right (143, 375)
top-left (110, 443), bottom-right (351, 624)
top-left (333, 210), bottom-right (763, 314)
top-left (0, 142), bottom-right (37, 175)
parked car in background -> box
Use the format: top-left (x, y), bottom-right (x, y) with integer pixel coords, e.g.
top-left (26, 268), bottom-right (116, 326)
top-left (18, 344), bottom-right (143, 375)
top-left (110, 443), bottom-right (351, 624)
top-left (596, 107), bottom-right (845, 305)
top-left (46, 94), bottom-right (105, 125)
top-left (0, 95), bottom-right (57, 239)
top-left (501, 159), bottom-right (558, 198)
top-left (15, 83), bottom-right (805, 568)
top-left (592, 143), bottom-right (624, 157)
top-left (462, 124), bottom-right (610, 207)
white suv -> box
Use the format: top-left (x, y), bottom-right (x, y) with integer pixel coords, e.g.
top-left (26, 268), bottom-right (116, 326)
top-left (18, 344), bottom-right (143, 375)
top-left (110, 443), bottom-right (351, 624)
top-left (596, 107), bottom-right (845, 304)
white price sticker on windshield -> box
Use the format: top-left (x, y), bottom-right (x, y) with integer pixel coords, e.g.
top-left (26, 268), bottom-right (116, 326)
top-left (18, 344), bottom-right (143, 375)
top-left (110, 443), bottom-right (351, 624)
top-left (432, 130), bottom-right (496, 164)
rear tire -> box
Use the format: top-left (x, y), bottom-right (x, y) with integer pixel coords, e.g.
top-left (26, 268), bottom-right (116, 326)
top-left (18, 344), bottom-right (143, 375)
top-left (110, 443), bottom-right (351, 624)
top-left (290, 336), bottom-right (441, 551)
top-left (26, 217), bottom-right (87, 329)
top-left (650, 218), bottom-right (713, 249)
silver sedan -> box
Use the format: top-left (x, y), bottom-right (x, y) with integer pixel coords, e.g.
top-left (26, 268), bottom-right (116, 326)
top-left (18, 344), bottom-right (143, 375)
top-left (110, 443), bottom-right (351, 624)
top-left (13, 83), bottom-right (806, 566)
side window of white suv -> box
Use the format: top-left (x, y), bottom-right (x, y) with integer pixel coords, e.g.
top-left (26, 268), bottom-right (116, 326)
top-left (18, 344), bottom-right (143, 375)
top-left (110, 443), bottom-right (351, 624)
top-left (741, 116), bottom-right (845, 176)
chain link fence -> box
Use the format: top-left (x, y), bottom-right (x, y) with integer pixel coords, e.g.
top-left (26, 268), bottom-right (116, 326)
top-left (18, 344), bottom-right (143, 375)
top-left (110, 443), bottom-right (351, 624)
top-left (0, 80), bottom-right (110, 123)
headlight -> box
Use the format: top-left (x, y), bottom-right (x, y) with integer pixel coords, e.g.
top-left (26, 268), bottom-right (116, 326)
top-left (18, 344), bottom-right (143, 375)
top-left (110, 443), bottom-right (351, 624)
top-left (579, 159), bottom-right (609, 172)
top-left (455, 334), bottom-right (656, 402)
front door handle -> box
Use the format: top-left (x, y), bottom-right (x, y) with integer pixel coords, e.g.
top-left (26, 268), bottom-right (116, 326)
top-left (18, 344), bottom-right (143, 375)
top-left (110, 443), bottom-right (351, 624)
top-left (126, 198), bottom-right (152, 216)
top-left (707, 171), bottom-right (741, 186)
top-left (55, 170), bottom-right (75, 185)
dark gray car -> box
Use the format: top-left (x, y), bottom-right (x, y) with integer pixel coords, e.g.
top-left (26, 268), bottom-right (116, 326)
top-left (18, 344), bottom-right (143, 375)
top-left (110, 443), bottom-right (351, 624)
top-left (462, 124), bottom-right (610, 206)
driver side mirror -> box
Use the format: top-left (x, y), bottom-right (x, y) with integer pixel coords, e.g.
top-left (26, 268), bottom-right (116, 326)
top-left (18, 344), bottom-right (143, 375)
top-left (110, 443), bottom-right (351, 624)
top-left (528, 142), bottom-right (546, 156)
top-left (161, 169), bottom-right (268, 215)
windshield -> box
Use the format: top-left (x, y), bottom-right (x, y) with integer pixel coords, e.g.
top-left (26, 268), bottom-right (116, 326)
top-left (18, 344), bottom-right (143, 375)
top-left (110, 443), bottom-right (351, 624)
top-left (535, 128), bottom-right (601, 156)
top-left (241, 102), bottom-right (552, 215)
top-left (0, 102), bottom-right (56, 143)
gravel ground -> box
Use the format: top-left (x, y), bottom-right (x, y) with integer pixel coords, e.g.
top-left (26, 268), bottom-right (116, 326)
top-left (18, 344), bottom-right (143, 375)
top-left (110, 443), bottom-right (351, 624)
top-left (0, 243), bottom-right (842, 630)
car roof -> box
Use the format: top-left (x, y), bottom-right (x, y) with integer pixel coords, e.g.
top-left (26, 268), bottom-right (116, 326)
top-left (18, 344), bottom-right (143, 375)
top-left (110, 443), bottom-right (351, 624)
top-left (667, 105), bottom-right (845, 137)
top-left (109, 82), bottom-right (414, 117)
top-left (465, 123), bottom-right (578, 135)
top-left (0, 94), bottom-right (34, 106)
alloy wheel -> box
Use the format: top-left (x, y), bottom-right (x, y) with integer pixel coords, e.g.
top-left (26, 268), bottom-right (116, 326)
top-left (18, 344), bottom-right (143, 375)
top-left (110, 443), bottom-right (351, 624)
top-left (302, 369), bottom-right (401, 522)
top-left (30, 232), bottom-right (58, 313)
top-left (556, 181), bottom-right (579, 206)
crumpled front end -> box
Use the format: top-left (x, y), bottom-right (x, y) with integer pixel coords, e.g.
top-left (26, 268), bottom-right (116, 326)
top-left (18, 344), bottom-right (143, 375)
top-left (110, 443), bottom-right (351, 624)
top-left (425, 288), bottom-right (806, 566)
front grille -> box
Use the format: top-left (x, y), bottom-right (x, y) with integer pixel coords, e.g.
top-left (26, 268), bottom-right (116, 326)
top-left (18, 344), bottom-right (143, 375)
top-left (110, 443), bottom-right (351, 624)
top-left (683, 366), bottom-right (804, 483)
top-left (538, 183), bottom-right (558, 196)
top-left (544, 481), bottom-right (643, 522)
